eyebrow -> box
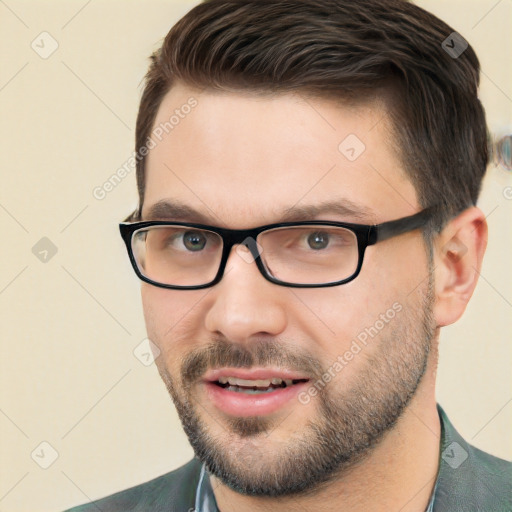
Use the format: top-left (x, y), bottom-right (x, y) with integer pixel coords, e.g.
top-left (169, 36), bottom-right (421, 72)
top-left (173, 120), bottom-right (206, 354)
top-left (280, 200), bottom-right (376, 223)
top-left (143, 199), bottom-right (377, 225)
top-left (144, 201), bottom-right (214, 224)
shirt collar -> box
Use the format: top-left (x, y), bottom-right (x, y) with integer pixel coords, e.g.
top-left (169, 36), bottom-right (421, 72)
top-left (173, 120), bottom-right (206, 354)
top-left (195, 463), bottom-right (219, 512)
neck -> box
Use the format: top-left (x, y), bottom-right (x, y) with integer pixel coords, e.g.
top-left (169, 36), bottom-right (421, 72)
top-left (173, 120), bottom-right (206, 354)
top-left (211, 356), bottom-right (441, 512)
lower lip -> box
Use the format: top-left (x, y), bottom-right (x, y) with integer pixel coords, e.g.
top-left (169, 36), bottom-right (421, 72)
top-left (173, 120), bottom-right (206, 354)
top-left (203, 381), bottom-right (309, 417)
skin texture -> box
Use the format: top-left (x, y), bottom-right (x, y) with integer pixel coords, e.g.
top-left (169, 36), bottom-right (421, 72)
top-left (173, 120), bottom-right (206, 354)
top-left (140, 82), bottom-right (487, 512)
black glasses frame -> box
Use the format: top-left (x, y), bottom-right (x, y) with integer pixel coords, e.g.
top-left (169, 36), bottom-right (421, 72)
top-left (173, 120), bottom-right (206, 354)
top-left (119, 207), bottom-right (435, 290)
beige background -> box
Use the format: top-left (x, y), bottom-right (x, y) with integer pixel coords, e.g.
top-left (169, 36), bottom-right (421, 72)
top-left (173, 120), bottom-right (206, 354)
top-left (0, 1), bottom-right (510, 511)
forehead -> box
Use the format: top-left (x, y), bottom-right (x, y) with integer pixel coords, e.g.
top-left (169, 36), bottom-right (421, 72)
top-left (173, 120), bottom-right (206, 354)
top-left (143, 83), bottom-right (418, 227)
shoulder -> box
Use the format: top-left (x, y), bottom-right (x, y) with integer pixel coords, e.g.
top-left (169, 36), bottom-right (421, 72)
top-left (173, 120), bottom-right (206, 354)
top-left (63, 458), bottom-right (203, 512)
top-left (435, 404), bottom-right (512, 511)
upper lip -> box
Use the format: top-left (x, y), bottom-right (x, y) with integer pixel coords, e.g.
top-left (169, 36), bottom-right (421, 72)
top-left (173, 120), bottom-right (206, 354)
top-left (204, 368), bottom-right (311, 382)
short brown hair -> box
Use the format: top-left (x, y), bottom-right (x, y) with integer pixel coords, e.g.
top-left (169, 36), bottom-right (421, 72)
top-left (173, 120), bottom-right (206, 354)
top-left (133, 0), bottom-right (489, 231)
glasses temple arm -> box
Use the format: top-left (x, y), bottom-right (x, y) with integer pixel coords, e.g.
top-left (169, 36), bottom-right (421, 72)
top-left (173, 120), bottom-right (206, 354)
top-left (370, 207), bottom-right (436, 244)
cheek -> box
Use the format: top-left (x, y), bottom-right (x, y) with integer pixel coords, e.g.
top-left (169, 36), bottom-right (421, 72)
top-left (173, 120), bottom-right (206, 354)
top-left (291, 259), bottom-right (408, 360)
top-left (141, 284), bottom-right (205, 360)
top-left (371, 235), bottom-right (430, 300)
top-left (338, 239), bottom-right (429, 336)
top-left (287, 288), bottom-right (370, 362)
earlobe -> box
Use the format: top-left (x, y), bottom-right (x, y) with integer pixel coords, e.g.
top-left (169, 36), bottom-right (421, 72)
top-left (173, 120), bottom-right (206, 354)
top-left (433, 207), bottom-right (487, 327)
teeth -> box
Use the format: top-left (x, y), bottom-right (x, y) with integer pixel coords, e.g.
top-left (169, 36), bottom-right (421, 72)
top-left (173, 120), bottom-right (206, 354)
top-left (228, 377), bottom-right (272, 387)
top-left (216, 377), bottom-right (295, 387)
top-left (226, 386), bottom-right (276, 394)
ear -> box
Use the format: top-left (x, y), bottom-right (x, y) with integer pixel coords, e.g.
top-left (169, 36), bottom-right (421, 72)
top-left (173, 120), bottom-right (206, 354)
top-left (433, 207), bottom-right (487, 327)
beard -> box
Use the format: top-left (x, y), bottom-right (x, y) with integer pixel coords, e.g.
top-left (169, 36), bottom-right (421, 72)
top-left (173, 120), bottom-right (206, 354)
top-left (155, 278), bottom-right (436, 497)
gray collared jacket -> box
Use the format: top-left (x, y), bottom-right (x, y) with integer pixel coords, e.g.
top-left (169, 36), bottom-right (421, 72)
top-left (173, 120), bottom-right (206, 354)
top-left (65, 405), bottom-right (512, 511)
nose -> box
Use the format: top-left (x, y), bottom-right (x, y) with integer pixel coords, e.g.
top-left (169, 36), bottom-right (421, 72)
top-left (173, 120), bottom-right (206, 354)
top-left (204, 244), bottom-right (287, 343)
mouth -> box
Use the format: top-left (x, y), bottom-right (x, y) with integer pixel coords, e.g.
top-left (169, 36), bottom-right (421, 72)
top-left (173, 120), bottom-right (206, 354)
top-left (214, 376), bottom-right (308, 394)
top-left (202, 368), bottom-right (311, 417)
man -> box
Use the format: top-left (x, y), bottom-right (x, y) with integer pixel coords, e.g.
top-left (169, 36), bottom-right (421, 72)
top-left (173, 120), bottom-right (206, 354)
top-left (66, 0), bottom-right (511, 510)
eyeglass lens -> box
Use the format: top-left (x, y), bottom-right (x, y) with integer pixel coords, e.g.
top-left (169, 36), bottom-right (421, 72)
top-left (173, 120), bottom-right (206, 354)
top-left (131, 225), bottom-right (359, 287)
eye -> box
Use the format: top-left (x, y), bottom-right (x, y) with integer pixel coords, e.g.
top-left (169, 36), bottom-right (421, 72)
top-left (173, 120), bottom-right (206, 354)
top-left (183, 231), bottom-right (207, 251)
top-left (307, 231), bottom-right (330, 250)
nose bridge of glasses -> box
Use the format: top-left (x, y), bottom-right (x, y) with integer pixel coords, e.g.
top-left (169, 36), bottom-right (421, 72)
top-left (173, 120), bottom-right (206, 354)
top-left (221, 227), bottom-right (263, 259)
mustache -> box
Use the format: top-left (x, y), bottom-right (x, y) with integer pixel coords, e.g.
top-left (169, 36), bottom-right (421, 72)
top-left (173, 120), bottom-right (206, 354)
top-left (180, 337), bottom-right (323, 387)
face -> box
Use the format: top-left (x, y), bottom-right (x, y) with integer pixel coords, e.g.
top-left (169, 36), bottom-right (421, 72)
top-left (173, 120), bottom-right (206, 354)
top-left (141, 83), bottom-right (436, 496)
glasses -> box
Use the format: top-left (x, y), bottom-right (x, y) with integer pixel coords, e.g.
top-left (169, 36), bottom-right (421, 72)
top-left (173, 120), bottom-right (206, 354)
top-left (119, 207), bottom-right (435, 290)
